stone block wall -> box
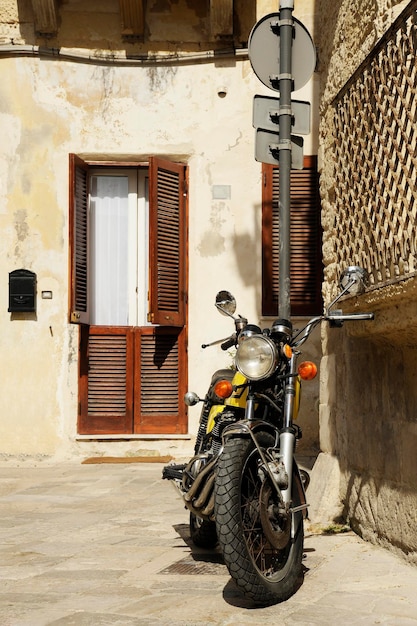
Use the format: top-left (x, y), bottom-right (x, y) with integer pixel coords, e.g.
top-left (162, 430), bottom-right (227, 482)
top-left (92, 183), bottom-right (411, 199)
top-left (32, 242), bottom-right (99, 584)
top-left (315, 0), bottom-right (417, 562)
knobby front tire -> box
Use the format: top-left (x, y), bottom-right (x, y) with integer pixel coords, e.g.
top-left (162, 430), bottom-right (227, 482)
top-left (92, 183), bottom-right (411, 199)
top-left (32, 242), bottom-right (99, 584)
top-left (214, 433), bottom-right (304, 605)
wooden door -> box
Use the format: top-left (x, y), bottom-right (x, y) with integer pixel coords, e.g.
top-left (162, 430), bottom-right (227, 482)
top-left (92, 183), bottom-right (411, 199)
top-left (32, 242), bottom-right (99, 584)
top-left (70, 155), bottom-right (188, 435)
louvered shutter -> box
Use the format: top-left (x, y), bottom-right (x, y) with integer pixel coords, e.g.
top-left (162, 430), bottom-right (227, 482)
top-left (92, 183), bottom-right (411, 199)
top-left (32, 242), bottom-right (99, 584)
top-left (69, 154), bottom-right (90, 324)
top-left (134, 327), bottom-right (187, 434)
top-left (78, 326), bottom-right (134, 434)
top-left (262, 157), bottom-right (323, 317)
top-left (148, 157), bottom-right (187, 327)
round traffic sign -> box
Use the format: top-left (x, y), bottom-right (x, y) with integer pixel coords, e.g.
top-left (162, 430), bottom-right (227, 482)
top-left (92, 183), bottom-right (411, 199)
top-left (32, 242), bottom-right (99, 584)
top-left (248, 13), bottom-right (316, 92)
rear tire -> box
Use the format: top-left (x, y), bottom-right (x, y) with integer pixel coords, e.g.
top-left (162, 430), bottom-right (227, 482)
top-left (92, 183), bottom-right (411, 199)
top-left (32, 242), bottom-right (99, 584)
top-left (214, 433), bottom-right (304, 605)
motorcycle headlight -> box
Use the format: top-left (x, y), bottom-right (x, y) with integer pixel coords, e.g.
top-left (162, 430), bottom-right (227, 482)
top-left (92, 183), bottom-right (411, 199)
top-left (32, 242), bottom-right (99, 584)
top-left (235, 335), bottom-right (278, 381)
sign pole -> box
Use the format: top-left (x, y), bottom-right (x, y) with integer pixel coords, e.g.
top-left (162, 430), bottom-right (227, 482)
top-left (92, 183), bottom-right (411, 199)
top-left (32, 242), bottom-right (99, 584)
top-left (249, 3), bottom-right (315, 318)
top-left (278, 0), bottom-right (294, 321)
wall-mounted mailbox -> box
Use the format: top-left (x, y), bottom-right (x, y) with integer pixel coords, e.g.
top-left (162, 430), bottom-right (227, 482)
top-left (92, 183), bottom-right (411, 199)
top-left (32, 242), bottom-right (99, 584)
top-left (8, 269), bottom-right (37, 313)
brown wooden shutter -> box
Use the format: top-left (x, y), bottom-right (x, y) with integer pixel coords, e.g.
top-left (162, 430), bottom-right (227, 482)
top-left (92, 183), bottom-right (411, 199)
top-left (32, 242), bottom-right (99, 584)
top-left (148, 157), bottom-right (187, 327)
top-left (134, 326), bottom-right (187, 434)
top-left (69, 154), bottom-right (90, 324)
top-left (78, 326), bottom-right (134, 434)
top-left (262, 156), bottom-right (322, 317)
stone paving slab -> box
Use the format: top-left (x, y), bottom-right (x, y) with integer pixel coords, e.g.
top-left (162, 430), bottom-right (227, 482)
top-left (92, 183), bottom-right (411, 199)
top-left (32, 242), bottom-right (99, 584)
top-left (0, 462), bottom-right (416, 625)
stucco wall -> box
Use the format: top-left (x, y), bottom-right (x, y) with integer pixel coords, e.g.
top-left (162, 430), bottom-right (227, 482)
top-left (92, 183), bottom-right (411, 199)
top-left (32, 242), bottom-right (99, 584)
top-left (0, 1), bottom-right (320, 461)
top-left (316, 0), bottom-right (417, 562)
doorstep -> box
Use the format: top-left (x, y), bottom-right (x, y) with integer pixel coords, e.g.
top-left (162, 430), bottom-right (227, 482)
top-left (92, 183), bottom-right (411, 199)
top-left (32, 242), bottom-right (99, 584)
top-left (76, 434), bottom-right (192, 441)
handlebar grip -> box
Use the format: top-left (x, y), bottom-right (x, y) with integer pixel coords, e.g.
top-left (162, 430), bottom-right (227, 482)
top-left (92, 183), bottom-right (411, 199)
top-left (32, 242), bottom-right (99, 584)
top-left (221, 336), bottom-right (237, 351)
top-left (328, 313), bottom-right (374, 322)
top-left (356, 313), bottom-right (374, 320)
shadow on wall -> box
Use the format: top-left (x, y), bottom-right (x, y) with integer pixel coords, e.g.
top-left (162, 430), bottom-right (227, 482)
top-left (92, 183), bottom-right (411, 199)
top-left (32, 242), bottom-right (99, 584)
top-left (231, 200), bottom-right (263, 318)
top-left (197, 195), bottom-right (263, 316)
top-left (327, 327), bottom-right (417, 556)
top-left (341, 470), bottom-right (417, 557)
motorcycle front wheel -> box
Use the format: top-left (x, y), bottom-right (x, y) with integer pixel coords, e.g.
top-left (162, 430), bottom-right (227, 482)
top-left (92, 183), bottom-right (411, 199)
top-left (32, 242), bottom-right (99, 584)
top-left (214, 432), bottom-right (304, 605)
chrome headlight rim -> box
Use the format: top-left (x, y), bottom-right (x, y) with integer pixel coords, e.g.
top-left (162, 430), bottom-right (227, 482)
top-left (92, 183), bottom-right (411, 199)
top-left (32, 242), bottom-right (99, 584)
top-left (235, 334), bottom-right (278, 381)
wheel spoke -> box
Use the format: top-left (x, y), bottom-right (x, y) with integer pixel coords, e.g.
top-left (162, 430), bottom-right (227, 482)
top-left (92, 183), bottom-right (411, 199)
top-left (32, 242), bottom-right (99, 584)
top-left (214, 433), bottom-right (304, 604)
top-left (240, 449), bottom-right (289, 576)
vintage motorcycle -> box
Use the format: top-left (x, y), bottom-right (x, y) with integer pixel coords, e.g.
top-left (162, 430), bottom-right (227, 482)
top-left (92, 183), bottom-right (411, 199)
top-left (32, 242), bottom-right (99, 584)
top-left (163, 266), bottom-right (374, 605)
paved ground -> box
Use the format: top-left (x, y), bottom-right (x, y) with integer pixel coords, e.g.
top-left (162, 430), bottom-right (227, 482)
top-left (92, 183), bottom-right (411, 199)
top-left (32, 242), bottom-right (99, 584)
top-left (1, 460), bottom-right (416, 625)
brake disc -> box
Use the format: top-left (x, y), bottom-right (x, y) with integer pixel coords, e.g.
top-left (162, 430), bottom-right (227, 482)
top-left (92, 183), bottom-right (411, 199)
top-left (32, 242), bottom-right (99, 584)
top-left (259, 481), bottom-right (291, 550)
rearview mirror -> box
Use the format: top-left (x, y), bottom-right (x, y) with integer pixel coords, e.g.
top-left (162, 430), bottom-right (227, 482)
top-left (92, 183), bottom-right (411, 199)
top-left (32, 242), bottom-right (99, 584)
top-left (215, 290), bottom-right (236, 317)
top-left (339, 266), bottom-right (368, 296)
top-left (326, 266), bottom-right (369, 315)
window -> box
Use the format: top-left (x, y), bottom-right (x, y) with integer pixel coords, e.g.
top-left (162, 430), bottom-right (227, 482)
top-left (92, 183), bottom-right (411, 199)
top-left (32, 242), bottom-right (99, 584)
top-left (262, 156), bottom-right (323, 317)
top-left (89, 169), bottom-right (149, 326)
top-left (69, 156), bottom-right (187, 327)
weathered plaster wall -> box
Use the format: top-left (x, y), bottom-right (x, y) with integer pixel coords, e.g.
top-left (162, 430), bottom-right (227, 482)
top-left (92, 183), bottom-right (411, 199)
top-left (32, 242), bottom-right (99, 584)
top-left (316, 0), bottom-right (417, 562)
top-left (0, 53), bottom-right (259, 459)
top-left (0, 0), bottom-right (320, 460)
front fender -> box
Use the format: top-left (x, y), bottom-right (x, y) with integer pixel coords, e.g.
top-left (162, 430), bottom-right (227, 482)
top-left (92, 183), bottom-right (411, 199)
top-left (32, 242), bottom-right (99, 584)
top-left (292, 459), bottom-right (308, 517)
top-left (291, 460), bottom-right (308, 541)
top-left (221, 418), bottom-right (279, 446)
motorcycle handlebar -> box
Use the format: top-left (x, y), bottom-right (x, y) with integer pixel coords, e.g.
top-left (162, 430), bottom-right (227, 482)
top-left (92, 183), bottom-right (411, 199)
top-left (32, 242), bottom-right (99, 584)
top-left (293, 311), bottom-right (374, 347)
top-left (201, 333), bottom-right (237, 350)
top-left (221, 335), bottom-right (237, 351)
top-left (203, 309), bottom-right (374, 351)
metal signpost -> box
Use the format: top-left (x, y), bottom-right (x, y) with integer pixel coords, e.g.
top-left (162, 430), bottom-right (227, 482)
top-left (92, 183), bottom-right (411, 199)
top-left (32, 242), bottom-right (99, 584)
top-left (248, 2), bottom-right (316, 319)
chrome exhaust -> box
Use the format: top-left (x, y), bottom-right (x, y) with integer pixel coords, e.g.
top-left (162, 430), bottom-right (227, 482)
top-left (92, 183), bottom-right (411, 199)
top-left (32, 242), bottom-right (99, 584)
top-left (183, 455), bottom-right (217, 520)
top-left (183, 455), bottom-right (216, 503)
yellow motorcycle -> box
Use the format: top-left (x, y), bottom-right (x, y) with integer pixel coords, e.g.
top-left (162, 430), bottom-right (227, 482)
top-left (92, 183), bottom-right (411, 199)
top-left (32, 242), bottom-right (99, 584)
top-left (164, 267), bottom-right (373, 604)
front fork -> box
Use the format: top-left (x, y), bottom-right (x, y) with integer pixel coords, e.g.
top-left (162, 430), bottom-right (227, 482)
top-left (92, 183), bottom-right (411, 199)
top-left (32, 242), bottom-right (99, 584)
top-left (242, 353), bottom-right (299, 507)
top-left (280, 352), bottom-right (299, 505)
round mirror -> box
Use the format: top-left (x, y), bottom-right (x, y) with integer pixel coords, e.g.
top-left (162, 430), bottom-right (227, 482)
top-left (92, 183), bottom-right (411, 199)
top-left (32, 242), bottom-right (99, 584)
top-left (340, 266), bottom-right (368, 296)
top-left (184, 391), bottom-right (200, 406)
top-left (215, 290), bottom-right (236, 316)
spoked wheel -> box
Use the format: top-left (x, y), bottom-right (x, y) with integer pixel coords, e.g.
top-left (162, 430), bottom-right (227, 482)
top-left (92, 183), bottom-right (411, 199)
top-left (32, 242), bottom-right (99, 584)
top-left (189, 513), bottom-right (218, 549)
top-left (214, 432), bottom-right (304, 605)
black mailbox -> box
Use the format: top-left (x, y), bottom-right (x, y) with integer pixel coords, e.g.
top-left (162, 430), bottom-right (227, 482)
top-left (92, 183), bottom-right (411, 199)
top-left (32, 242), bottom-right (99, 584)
top-left (8, 269), bottom-right (37, 313)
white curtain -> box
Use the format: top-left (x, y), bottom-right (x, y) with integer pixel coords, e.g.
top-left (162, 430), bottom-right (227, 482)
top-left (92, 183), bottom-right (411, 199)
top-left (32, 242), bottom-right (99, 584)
top-left (90, 176), bottom-right (129, 325)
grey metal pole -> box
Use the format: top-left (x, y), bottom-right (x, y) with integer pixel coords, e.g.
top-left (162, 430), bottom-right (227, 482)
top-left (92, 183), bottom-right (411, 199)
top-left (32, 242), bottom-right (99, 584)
top-left (278, 0), bottom-right (294, 320)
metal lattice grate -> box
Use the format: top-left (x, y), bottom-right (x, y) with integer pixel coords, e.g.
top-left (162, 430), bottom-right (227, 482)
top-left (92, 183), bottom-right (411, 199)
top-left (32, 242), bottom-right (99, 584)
top-left (331, 2), bottom-right (417, 286)
top-left (160, 555), bottom-right (227, 576)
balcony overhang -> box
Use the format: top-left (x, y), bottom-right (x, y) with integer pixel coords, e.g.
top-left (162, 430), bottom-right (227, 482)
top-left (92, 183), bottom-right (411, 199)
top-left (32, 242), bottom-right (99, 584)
top-left (30, 0), bottom-right (236, 43)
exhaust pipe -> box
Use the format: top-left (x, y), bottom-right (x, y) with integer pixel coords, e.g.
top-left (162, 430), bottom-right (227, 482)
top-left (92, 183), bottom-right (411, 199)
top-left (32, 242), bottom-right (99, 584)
top-left (183, 456), bottom-right (216, 503)
top-left (193, 472), bottom-right (215, 509)
top-left (183, 455), bottom-right (217, 519)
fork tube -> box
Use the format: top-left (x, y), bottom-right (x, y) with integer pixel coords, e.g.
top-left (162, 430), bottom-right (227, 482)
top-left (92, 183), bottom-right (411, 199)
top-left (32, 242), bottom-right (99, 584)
top-left (283, 353), bottom-right (298, 429)
top-left (280, 353), bottom-right (298, 504)
top-left (279, 430), bottom-right (295, 504)
top-left (244, 392), bottom-right (256, 421)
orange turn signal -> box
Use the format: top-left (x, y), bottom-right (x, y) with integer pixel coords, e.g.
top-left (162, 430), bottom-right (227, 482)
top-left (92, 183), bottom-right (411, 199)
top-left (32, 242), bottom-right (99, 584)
top-left (282, 343), bottom-right (293, 359)
top-left (298, 361), bottom-right (318, 381)
top-left (214, 379), bottom-right (234, 399)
